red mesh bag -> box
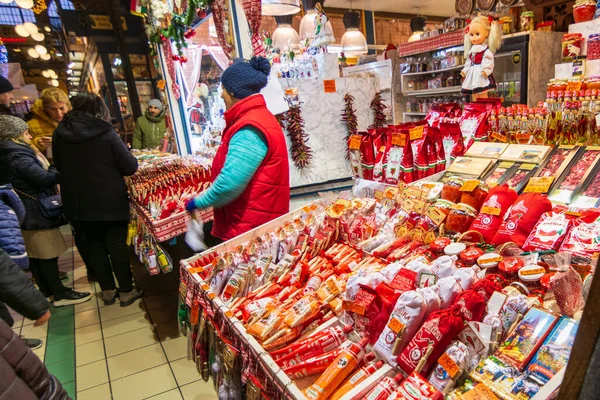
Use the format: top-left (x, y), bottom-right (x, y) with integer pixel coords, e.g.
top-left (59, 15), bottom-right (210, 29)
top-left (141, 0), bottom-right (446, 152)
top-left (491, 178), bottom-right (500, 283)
top-left (397, 306), bottom-right (464, 376)
top-left (469, 185), bottom-right (518, 243)
top-left (491, 193), bottom-right (553, 247)
top-left (360, 283), bottom-right (401, 344)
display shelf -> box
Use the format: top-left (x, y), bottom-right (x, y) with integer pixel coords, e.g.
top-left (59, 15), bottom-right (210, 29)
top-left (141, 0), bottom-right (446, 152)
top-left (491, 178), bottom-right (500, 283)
top-left (402, 64), bottom-right (464, 77)
top-left (396, 30), bottom-right (464, 57)
top-left (403, 112), bottom-right (427, 117)
top-left (404, 86), bottom-right (463, 96)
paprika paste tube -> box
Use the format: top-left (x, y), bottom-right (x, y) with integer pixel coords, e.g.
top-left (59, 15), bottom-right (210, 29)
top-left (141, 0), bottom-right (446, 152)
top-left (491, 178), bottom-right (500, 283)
top-left (304, 338), bottom-right (369, 400)
top-left (283, 348), bottom-right (344, 379)
top-left (330, 360), bottom-right (384, 400)
top-left (363, 373), bottom-right (404, 400)
top-left (276, 325), bottom-right (353, 368)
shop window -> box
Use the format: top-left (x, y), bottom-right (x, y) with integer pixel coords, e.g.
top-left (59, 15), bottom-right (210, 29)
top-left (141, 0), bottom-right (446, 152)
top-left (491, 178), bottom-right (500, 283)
top-left (109, 53), bottom-right (152, 80)
top-left (57, 0), bottom-right (75, 10)
top-left (0, 4), bottom-right (35, 25)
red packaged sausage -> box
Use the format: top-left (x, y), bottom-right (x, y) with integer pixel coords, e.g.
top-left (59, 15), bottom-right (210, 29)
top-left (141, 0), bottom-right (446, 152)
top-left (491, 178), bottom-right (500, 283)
top-left (469, 185), bottom-right (519, 243)
top-left (396, 306), bottom-right (464, 376)
top-left (491, 193), bottom-right (553, 247)
top-left (523, 211), bottom-right (573, 252)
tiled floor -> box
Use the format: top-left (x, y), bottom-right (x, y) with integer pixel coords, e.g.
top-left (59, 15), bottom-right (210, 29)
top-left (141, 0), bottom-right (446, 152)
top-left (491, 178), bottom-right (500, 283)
top-left (9, 227), bottom-right (218, 400)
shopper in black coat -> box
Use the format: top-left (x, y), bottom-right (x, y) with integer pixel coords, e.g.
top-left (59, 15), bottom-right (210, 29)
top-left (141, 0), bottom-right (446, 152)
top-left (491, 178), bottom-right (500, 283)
top-left (0, 115), bottom-right (91, 307)
top-left (53, 92), bottom-right (143, 307)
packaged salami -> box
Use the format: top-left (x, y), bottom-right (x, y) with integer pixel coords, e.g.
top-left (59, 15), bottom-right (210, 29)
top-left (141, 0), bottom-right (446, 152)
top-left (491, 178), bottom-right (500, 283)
top-left (571, 161), bottom-right (600, 208)
top-left (373, 290), bottom-right (427, 365)
top-left (469, 185), bottom-right (519, 243)
top-left (495, 306), bottom-right (558, 370)
top-left (523, 211), bottom-right (573, 252)
top-left (483, 161), bottom-right (517, 187)
top-left (397, 306), bottom-right (465, 376)
top-left (549, 147), bottom-right (600, 204)
top-left (491, 193), bottom-right (553, 247)
top-left (526, 316), bottom-right (578, 385)
top-left (504, 163), bottom-right (538, 193)
top-left (533, 145), bottom-right (581, 181)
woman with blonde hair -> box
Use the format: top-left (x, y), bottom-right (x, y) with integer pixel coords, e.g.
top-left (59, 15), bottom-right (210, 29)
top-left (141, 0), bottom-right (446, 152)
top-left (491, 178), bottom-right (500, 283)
top-left (27, 88), bottom-right (71, 155)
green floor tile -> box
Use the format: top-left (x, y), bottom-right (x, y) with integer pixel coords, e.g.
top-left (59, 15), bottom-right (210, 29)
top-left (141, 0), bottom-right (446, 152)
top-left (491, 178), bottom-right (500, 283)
top-left (46, 358), bottom-right (75, 385)
top-left (62, 381), bottom-right (76, 400)
top-left (50, 305), bottom-right (74, 319)
top-left (47, 322), bottom-right (75, 345)
top-left (44, 339), bottom-right (75, 365)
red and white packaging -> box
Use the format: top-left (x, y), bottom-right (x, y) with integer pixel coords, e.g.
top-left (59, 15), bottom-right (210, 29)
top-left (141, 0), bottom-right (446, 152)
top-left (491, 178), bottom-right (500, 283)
top-left (460, 103), bottom-right (489, 147)
top-left (559, 212), bottom-right (600, 257)
top-left (491, 193), bottom-right (553, 247)
top-left (440, 122), bottom-right (465, 165)
top-left (523, 211), bottom-right (573, 252)
top-left (395, 372), bottom-right (444, 400)
top-left (373, 290), bottom-right (427, 366)
top-left (364, 373), bottom-right (404, 400)
top-left (397, 306), bottom-right (465, 376)
top-left (385, 126), bottom-right (411, 185)
top-left (469, 185), bottom-right (519, 243)
top-left (434, 277), bottom-right (462, 309)
top-left (417, 287), bottom-right (442, 320)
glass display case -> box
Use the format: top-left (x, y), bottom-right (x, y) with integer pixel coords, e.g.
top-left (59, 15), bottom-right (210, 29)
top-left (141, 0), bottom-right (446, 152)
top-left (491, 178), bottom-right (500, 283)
top-left (113, 81), bottom-right (154, 132)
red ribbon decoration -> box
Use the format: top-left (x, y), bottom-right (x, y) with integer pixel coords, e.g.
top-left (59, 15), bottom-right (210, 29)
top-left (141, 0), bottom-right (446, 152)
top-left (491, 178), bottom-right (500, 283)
top-left (242, 0), bottom-right (266, 57)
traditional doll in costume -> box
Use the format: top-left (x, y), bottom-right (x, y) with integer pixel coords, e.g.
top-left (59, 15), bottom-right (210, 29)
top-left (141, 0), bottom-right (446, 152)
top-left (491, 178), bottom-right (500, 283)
top-left (189, 83), bottom-right (209, 133)
top-left (461, 16), bottom-right (502, 97)
top-left (311, 3), bottom-right (335, 49)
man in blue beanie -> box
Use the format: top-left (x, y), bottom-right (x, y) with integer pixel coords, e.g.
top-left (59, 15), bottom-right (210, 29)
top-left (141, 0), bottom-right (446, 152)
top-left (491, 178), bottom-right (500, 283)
top-left (0, 75), bottom-right (15, 116)
top-left (186, 56), bottom-right (290, 244)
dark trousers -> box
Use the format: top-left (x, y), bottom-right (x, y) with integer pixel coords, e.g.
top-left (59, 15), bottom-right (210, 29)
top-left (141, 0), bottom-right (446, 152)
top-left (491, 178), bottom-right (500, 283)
top-left (71, 224), bottom-right (93, 276)
top-left (29, 258), bottom-right (67, 298)
top-left (0, 303), bottom-right (14, 327)
top-left (74, 221), bottom-right (133, 293)
top-left (203, 221), bottom-right (224, 248)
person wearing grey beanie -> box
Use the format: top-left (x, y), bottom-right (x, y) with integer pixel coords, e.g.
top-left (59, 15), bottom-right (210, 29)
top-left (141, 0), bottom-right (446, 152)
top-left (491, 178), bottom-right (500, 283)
top-left (132, 98), bottom-right (167, 149)
top-left (0, 114), bottom-right (91, 307)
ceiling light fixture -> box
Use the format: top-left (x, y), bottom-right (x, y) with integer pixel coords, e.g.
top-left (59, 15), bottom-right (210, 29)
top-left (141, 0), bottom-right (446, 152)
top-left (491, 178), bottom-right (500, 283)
top-left (261, 0), bottom-right (300, 16)
top-left (42, 70), bottom-right (50, 78)
top-left (15, 0), bottom-right (34, 9)
top-left (408, 13), bottom-right (425, 43)
top-left (31, 32), bottom-right (45, 41)
top-left (40, 53), bottom-right (51, 61)
top-left (23, 22), bottom-right (38, 35)
top-left (50, 79), bottom-right (59, 87)
top-left (27, 48), bottom-right (40, 58)
top-left (15, 24), bottom-right (30, 37)
top-left (34, 44), bottom-right (48, 55)
top-left (341, 9), bottom-right (368, 57)
top-left (272, 15), bottom-right (300, 51)
top-left (67, 61), bottom-right (75, 68)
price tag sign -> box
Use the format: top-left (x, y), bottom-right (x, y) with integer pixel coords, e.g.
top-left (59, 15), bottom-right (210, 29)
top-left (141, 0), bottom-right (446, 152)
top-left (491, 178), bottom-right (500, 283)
top-left (335, 199), bottom-right (351, 208)
top-left (520, 163), bottom-right (536, 171)
top-left (157, 79), bottom-right (166, 90)
top-left (438, 353), bottom-right (460, 379)
top-left (480, 205), bottom-right (502, 216)
top-left (523, 176), bottom-right (554, 193)
top-left (384, 187), bottom-right (399, 199)
top-left (515, 133), bottom-right (531, 142)
top-left (323, 79), bottom-right (337, 93)
top-left (392, 133), bottom-right (407, 146)
top-left (224, 310), bottom-right (234, 318)
top-left (388, 317), bottom-right (405, 334)
top-left (409, 125), bottom-right (424, 141)
top-left (566, 80), bottom-right (583, 92)
top-left (348, 135), bottom-right (362, 150)
top-left (326, 278), bottom-right (340, 295)
top-left (412, 198), bottom-right (426, 214)
top-left (402, 198), bottom-right (415, 213)
top-left (491, 131), bottom-right (507, 143)
top-left (374, 190), bottom-right (384, 201)
top-left (426, 206), bottom-right (447, 226)
top-left (460, 179), bottom-right (480, 192)
top-left (498, 161), bottom-right (515, 168)
top-left (404, 187), bottom-right (423, 199)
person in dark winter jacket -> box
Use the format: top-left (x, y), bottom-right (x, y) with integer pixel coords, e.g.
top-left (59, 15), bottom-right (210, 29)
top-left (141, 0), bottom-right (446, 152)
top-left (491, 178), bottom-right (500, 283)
top-left (0, 115), bottom-right (91, 307)
top-left (0, 248), bottom-right (50, 330)
top-left (0, 318), bottom-right (68, 399)
top-left (0, 75), bottom-right (14, 116)
top-left (53, 92), bottom-right (143, 307)
top-left (0, 184), bottom-right (28, 268)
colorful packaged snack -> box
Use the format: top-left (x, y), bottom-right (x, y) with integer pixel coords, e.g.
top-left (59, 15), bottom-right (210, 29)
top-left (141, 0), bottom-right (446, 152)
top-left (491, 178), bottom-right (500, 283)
top-left (526, 316), bottom-right (578, 385)
top-left (495, 307), bottom-right (558, 370)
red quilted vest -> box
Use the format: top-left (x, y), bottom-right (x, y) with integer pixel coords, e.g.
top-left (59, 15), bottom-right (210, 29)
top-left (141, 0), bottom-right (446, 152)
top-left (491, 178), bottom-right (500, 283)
top-left (211, 94), bottom-right (290, 241)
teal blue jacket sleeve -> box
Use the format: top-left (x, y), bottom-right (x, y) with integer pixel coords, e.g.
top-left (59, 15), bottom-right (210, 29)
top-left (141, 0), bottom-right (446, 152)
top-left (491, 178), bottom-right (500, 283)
top-left (193, 127), bottom-right (268, 209)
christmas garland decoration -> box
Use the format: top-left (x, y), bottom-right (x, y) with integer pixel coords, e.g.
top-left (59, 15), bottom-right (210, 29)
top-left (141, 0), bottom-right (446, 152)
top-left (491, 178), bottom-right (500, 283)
top-left (282, 106), bottom-right (312, 169)
top-left (32, 0), bottom-right (47, 14)
top-left (370, 92), bottom-right (387, 129)
top-left (342, 94), bottom-right (358, 159)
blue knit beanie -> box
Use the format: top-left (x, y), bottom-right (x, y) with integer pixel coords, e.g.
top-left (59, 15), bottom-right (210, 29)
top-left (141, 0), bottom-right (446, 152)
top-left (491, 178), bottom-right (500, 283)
top-left (221, 56), bottom-right (271, 99)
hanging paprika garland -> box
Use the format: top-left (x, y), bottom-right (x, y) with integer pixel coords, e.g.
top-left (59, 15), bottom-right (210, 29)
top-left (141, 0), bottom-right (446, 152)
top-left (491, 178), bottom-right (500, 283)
top-left (283, 106), bottom-right (312, 169)
top-left (370, 92), bottom-right (387, 129)
top-left (32, 0), bottom-right (47, 14)
top-left (342, 93), bottom-right (358, 159)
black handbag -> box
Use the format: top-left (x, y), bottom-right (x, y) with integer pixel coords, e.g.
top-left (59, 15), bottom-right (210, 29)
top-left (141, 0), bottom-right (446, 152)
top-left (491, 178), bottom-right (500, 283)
top-left (14, 189), bottom-right (63, 219)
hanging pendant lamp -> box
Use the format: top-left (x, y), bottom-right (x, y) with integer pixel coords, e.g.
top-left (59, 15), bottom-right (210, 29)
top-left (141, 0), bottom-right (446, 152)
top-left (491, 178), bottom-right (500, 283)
top-left (341, 9), bottom-right (367, 56)
top-left (408, 16), bottom-right (425, 42)
top-left (272, 15), bottom-right (300, 51)
top-left (261, 0), bottom-right (301, 16)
